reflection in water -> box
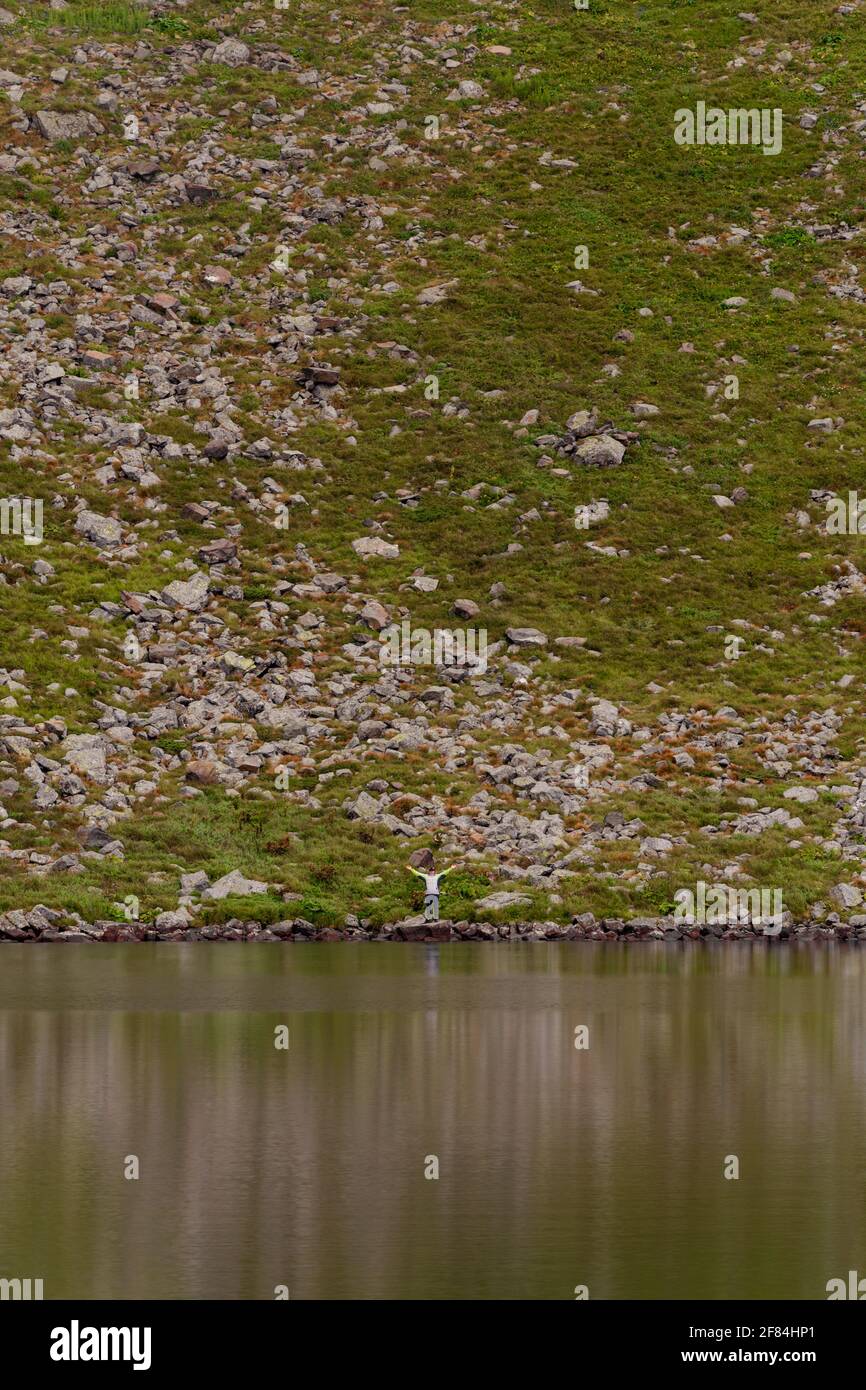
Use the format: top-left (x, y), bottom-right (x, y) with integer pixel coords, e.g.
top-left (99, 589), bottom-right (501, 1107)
top-left (0, 942), bottom-right (864, 1300)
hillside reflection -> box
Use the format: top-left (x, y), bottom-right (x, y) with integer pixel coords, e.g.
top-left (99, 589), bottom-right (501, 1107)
top-left (0, 943), bottom-right (864, 1299)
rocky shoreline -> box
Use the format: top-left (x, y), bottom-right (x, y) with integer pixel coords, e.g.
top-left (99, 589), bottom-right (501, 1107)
top-left (2, 907), bottom-right (865, 943)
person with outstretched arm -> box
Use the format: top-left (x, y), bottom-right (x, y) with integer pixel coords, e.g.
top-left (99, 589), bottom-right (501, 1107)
top-left (406, 862), bottom-right (457, 923)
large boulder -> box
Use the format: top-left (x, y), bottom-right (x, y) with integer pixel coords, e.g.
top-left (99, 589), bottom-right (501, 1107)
top-left (408, 847), bottom-right (435, 870)
top-left (35, 110), bottom-right (104, 142)
top-left (360, 600), bottom-right (390, 630)
top-left (505, 627), bottom-right (547, 648)
top-left (209, 37), bottom-right (251, 66)
top-left (63, 735), bottom-right (109, 784)
top-left (203, 870), bottom-right (268, 901)
top-left (75, 510), bottom-right (123, 549)
top-left (475, 891), bottom-right (531, 913)
top-left (352, 536), bottom-right (399, 560)
top-left (161, 572), bottom-right (210, 612)
top-left (832, 883), bottom-right (863, 910)
top-left (345, 790), bottom-right (380, 821)
top-left (573, 435), bottom-right (626, 468)
top-left (395, 921), bottom-right (453, 941)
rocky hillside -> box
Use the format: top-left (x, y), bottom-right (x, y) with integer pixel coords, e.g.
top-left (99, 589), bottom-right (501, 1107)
top-left (2, 0), bottom-right (866, 940)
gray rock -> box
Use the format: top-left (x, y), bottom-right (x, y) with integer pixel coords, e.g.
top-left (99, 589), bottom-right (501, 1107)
top-left (210, 37), bottom-right (251, 67)
top-left (48, 854), bottom-right (83, 874)
top-left (1, 275), bottom-right (32, 297)
top-left (831, 882), bottom-right (863, 909)
top-left (783, 786), bottom-right (818, 803)
top-left (505, 627), bottom-right (547, 647)
top-left (352, 536), bottom-right (399, 559)
top-left (573, 435), bottom-right (626, 468)
top-left (574, 499), bottom-right (610, 528)
top-left (75, 510), bottom-right (123, 549)
top-left (453, 598), bottom-right (480, 618)
top-left (203, 869), bottom-right (269, 900)
top-left (408, 847), bottom-right (435, 870)
top-left (589, 699), bottom-right (621, 736)
top-left (34, 110), bottom-right (104, 143)
top-left (161, 572), bottom-right (210, 612)
top-left (346, 790), bottom-right (380, 821)
top-left (360, 600), bottom-right (390, 630)
top-left (155, 908), bottom-right (191, 932)
top-left (416, 281), bottom-right (457, 306)
top-left (446, 79), bottom-right (484, 101)
top-left (475, 890), bottom-right (532, 912)
top-left (181, 870), bottom-right (210, 895)
top-left (76, 824), bottom-right (114, 850)
top-left (640, 836), bottom-right (673, 856)
top-left (63, 735), bottom-right (109, 785)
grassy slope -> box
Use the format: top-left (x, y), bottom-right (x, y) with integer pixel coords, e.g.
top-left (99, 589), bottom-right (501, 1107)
top-left (1, 0), bottom-right (865, 927)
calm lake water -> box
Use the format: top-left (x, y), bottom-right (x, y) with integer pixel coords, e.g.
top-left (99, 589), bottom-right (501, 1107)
top-left (0, 942), bottom-right (863, 1300)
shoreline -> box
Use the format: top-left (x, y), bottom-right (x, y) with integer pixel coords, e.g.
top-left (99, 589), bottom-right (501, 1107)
top-left (1, 915), bottom-right (863, 943)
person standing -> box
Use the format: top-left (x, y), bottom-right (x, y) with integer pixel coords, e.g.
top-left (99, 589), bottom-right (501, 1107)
top-left (406, 861), bottom-right (457, 922)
